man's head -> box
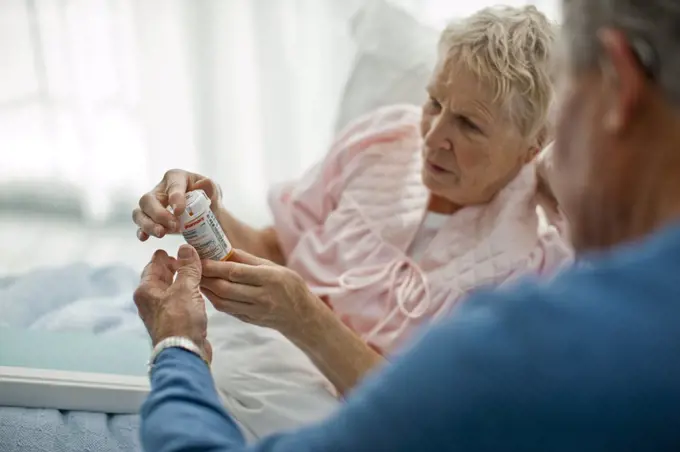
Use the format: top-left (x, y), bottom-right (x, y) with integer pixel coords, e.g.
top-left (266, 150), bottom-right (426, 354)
top-left (555, 0), bottom-right (680, 251)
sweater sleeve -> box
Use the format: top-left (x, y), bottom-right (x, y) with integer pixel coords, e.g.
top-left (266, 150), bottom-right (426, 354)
top-left (140, 348), bottom-right (247, 451)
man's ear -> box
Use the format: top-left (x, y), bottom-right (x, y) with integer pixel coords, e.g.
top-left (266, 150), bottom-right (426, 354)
top-left (598, 28), bottom-right (646, 135)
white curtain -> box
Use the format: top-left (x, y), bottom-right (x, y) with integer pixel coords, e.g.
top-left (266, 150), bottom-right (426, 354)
top-left (0, 0), bottom-right (559, 226)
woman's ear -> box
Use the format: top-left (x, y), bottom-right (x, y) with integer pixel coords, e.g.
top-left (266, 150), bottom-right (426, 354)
top-left (526, 125), bottom-right (552, 163)
top-left (527, 146), bottom-right (540, 162)
top-left (523, 142), bottom-right (540, 163)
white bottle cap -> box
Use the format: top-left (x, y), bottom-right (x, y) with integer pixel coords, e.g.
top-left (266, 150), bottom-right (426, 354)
top-left (178, 190), bottom-right (211, 230)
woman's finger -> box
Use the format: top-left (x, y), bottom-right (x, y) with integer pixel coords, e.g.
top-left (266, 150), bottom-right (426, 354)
top-left (201, 287), bottom-right (257, 318)
top-left (164, 170), bottom-right (189, 215)
top-left (229, 249), bottom-right (270, 266)
top-left (133, 208), bottom-right (166, 238)
top-left (201, 260), bottom-right (266, 286)
top-left (136, 228), bottom-right (149, 242)
top-left (193, 178), bottom-right (219, 204)
top-left (139, 191), bottom-right (178, 232)
top-left (200, 277), bottom-right (260, 304)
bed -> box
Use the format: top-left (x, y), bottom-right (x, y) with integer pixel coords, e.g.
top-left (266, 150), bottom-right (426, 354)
top-left (0, 262), bottom-right (151, 452)
top-left (0, 409), bottom-right (140, 452)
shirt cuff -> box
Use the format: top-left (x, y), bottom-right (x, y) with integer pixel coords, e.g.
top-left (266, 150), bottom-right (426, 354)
top-left (151, 347), bottom-right (212, 383)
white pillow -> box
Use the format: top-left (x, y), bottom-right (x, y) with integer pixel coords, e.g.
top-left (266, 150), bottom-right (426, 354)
top-left (335, 0), bottom-right (439, 132)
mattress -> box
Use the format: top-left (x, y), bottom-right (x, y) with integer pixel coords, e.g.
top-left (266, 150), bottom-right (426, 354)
top-left (0, 408), bottom-right (140, 452)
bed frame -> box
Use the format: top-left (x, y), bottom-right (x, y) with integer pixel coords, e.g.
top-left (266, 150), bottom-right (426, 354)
top-left (0, 366), bottom-right (148, 413)
top-left (0, 328), bottom-right (150, 413)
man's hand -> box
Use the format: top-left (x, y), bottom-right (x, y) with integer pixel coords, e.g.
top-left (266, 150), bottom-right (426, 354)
top-left (132, 169), bottom-right (221, 241)
top-left (200, 250), bottom-right (321, 339)
top-left (134, 245), bottom-right (212, 362)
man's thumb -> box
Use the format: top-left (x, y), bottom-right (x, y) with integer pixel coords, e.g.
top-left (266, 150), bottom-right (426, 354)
top-left (175, 245), bottom-right (202, 285)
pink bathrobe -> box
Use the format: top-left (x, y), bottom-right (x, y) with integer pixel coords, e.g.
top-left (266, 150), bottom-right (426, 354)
top-left (269, 105), bottom-right (573, 354)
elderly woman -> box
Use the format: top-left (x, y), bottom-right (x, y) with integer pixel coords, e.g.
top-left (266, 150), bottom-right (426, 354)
top-left (133, 4), bottom-right (569, 439)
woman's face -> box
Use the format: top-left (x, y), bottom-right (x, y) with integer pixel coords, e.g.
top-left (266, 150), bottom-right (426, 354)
top-left (420, 59), bottom-right (536, 206)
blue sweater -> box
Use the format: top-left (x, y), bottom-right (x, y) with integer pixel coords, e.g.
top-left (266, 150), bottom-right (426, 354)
top-left (141, 224), bottom-right (680, 451)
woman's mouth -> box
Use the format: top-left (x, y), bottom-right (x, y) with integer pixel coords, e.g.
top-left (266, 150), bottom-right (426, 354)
top-left (426, 160), bottom-right (450, 174)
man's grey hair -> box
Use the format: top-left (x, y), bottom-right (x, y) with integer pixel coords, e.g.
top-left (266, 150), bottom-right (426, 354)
top-left (562, 0), bottom-right (680, 104)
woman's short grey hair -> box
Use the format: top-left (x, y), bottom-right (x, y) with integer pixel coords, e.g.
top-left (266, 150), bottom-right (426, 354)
top-left (439, 5), bottom-right (558, 145)
top-left (563, 0), bottom-right (680, 105)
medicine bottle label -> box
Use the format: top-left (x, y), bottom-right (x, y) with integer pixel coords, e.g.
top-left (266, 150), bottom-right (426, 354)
top-left (182, 210), bottom-right (233, 261)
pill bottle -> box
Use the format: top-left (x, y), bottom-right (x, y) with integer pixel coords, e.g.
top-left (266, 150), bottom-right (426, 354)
top-left (178, 190), bottom-right (233, 261)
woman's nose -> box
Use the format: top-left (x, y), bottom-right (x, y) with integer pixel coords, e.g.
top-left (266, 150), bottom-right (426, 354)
top-left (424, 118), bottom-right (452, 151)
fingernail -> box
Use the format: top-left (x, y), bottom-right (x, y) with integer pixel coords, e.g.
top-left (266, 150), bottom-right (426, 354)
top-left (154, 226), bottom-right (163, 237)
top-left (136, 229), bottom-right (143, 240)
top-left (169, 220), bottom-right (178, 232)
top-left (178, 246), bottom-right (193, 259)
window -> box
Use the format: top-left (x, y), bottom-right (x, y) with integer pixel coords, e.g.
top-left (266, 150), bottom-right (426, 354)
top-left (0, 0), bottom-right (150, 221)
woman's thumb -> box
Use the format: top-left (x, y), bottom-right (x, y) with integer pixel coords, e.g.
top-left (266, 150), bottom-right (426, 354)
top-left (175, 245), bottom-right (202, 286)
top-left (193, 178), bottom-right (219, 204)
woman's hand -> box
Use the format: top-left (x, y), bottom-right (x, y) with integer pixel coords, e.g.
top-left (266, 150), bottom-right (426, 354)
top-left (133, 169), bottom-right (221, 241)
top-left (132, 169), bottom-right (285, 265)
top-left (203, 250), bottom-right (384, 394)
top-left (200, 250), bottom-right (318, 336)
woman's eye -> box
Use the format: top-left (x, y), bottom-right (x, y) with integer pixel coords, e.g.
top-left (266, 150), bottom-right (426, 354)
top-left (459, 116), bottom-right (481, 133)
top-left (428, 96), bottom-right (441, 111)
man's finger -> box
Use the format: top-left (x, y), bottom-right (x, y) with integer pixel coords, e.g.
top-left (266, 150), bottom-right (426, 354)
top-left (133, 285), bottom-right (163, 311)
top-left (164, 170), bottom-right (189, 215)
top-left (200, 277), bottom-right (259, 304)
top-left (201, 260), bottom-right (266, 286)
top-left (174, 245), bottom-right (202, 288)
top-left (141, 249), bottom-right (169, 280)
top-left (141, 250), bottom-right (175, 285)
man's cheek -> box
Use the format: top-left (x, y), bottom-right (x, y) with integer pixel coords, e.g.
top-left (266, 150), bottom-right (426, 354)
top-left (554, 94), bottom-right (585, 168)
top-left (553, 105), bottom-right (587, 212)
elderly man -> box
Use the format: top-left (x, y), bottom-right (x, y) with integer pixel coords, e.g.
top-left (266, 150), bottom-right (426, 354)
top-left (135, 0), bottom-right (680, 450)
